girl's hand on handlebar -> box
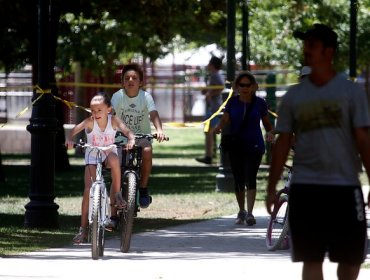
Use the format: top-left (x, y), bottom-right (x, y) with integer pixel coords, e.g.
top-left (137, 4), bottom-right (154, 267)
top-left (126, 138), bottom-right (135, 150)
top-left (65, 139), bottom-right (74, 150)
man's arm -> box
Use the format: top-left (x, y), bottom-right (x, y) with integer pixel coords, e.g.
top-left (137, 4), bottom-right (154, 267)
top-left (266, 132), bottom-right (293, 214)
top-left (354, 127), bottom-right (370, 207)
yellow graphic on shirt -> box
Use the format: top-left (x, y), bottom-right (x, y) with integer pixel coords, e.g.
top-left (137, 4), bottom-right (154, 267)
top-left (296, 99), bottom-right (342, 133)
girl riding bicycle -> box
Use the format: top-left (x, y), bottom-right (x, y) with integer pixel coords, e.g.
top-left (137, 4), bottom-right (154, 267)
top-left (65, 92), bottom-right (135, 244)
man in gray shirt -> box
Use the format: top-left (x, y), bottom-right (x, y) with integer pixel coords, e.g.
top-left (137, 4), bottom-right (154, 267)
top-left (266, 24), bottom-right (370, 280)
top-left (196, 56), bottom-right (224, 164)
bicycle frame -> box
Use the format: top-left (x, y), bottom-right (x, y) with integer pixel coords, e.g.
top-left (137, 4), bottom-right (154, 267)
top-left (266, 165), bottom-right (292, 251)
top-left (78, 143), bottom-right (112, 259)
top-left (87, 149), bottom-right (109, 228)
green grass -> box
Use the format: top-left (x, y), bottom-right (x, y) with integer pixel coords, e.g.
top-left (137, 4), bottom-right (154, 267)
top-left (0, 126), bottom-right (270, 256)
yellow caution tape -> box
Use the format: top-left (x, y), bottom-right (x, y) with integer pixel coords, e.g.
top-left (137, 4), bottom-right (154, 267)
top-left (202, 87), bottom-right (234, 132)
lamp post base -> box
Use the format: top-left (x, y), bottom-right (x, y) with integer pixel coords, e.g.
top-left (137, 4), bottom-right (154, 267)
top-left (24, 199), bottom-right (59, 228)
top-left (215, 166), bottom-right (234, 192)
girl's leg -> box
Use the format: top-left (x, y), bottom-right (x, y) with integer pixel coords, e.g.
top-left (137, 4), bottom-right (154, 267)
top-left (81, 165), bottom-right (96, 228)
top-left (73, 165), bottom-right (95, 243)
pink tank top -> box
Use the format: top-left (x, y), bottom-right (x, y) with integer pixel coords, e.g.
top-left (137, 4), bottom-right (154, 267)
top-left (86, 114), bottom-right (116, 146)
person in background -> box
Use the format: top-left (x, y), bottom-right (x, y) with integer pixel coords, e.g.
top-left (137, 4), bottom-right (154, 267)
top-left (196, 56), bottom-right (225, 164)
top-left (65, 93), bottom-right (135, 243)
top-left (108, 63), bottom-right (167, 229)
top-left (215, 71), bottom-right (274, 226)
top-left (266, 24), bottom-right (370, 280)
top-left (300, 65), bottom-right (311, 80)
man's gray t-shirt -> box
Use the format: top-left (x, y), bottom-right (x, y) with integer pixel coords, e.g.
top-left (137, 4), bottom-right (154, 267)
top-left (207, 71), bottom-right (224, 113)
top-left (276, 74), bottom-right (370, 186)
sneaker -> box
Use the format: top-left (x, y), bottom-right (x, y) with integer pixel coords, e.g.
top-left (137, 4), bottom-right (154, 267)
top-left (114, 192), bottom-right (127, 209)
top-left (73, 227), bottom-right (87, 244)
top-left (235, 210), bottom-right (247, 225)
top-left (139, 188), bottom-right (152, 208)
top-left (104, 216), bottom-right (119, 232)
top-left (195, 156), bottom-right (212, 164)
top-left (246, 213), bottom-right (256, 226)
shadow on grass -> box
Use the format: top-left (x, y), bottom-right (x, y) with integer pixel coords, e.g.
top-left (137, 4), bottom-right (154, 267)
top-left (1, 164), bottom-right (222, 197)
top-left (0, 212), bottom-right (202, 257)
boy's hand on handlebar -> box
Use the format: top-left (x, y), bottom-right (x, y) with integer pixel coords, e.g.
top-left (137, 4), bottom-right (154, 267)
top-left (154, 131), bottom-right (168, 142)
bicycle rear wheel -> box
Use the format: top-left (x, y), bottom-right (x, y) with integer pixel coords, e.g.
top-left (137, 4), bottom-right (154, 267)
top-left (266, 194), bottom-right (289, 251)
top-left (91, 182), bottom-right (103, 260)
top-left (120, 172), bottom-right (137, 253)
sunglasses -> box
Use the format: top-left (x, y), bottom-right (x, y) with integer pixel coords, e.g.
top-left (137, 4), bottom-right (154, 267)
top-left (238, 82), bottom-right (252, 88)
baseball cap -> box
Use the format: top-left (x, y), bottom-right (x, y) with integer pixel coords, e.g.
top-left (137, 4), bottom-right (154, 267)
top-left (300, 66), bottom-right (311, 77)
top-left (293, 24), bottom-right (338, 51)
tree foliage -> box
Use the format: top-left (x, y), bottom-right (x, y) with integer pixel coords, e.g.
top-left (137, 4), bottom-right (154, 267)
top-left (56, 0), bottom-right (227, 76)
top-left (244, 0), bottom-right (370, 72)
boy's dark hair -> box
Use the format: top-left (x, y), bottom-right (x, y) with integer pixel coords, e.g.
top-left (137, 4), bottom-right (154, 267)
top-left (121, 63), bottom-right (144, 82)
top-left (93, 92), bottom-right (111, 107)
top-left (209, 56), bottom-right (223, 70)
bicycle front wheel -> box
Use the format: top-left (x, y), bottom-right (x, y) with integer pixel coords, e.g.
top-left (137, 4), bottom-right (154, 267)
top-left (120, 172), bottom-right (137, 253)
top-left (91, 182), bottom-right (103, 260)
top-left (266, 194), bottom-right (289, 251)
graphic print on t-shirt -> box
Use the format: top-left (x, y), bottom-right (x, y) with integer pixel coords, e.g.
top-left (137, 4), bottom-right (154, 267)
top-left (296, 99), bottom-right (342, 133)
top-left (119, 103), bottom-right (146, 133)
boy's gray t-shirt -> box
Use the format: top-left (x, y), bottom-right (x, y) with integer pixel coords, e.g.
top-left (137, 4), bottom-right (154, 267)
top-left (111, 89), bottom-right (156, 134)
top-left (276, 74), bottom-right (370, 186)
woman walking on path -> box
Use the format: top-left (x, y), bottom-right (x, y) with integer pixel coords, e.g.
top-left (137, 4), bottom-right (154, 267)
top-left (215, 71), bottom-right (274, 225)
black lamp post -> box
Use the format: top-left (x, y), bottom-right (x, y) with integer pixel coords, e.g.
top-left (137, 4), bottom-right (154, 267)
top-left (349, 0), bottom-right (357, 81)
top-left (25, 0), bottom-right (59, 228)
top-left (216, 0), bottom-right (236, 192)
top-left (241, 0), bottom-right (250, 71)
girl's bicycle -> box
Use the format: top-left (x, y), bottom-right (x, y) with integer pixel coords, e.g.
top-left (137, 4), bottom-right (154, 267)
top-left (266, 164), bottom-right (292, 251)
top-left (75, 142), bottom-right (112, 260)
top-left (115, 132), bottom-right (168, 253)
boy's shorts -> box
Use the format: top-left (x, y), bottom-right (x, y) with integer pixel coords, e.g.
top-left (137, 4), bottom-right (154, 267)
top-left (117, 138), bottom-right (152, 166)
top-left (288, 183), bottom-right (367, 265)
top-left (205, 110), bottom-right (220, 129)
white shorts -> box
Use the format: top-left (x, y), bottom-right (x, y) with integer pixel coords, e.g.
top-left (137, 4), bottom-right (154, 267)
top-left (84, 146), bottom-right (118, 165)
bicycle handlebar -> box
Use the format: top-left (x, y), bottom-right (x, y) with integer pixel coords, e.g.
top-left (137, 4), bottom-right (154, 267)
top-left (284, 164), bottom-right (292, 170)
top-left (73, 141), bottom-right (116, 151)
top-left (115, 131), bottom-right (169, 143)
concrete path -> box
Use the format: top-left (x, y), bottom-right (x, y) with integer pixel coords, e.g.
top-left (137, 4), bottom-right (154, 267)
top-left (1, 207), bottom-right (370, 280)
